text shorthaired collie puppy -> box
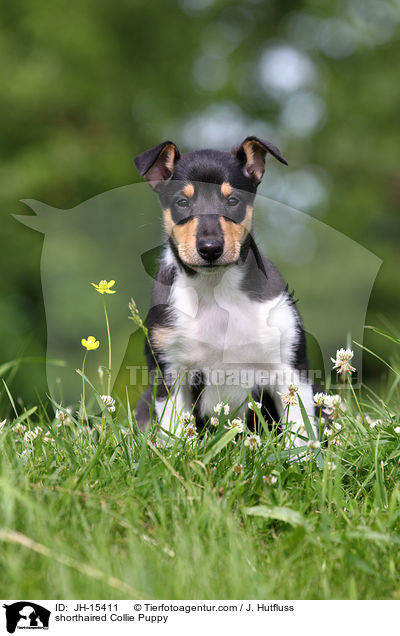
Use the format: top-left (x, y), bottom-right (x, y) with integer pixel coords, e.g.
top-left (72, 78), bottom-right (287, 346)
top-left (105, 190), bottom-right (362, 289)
top-left (134, 136), bottom-right (317, 444)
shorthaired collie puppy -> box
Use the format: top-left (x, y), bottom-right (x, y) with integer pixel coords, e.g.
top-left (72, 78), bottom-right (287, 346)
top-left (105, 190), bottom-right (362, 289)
top-left (134, 137), bottom-right (316, 445)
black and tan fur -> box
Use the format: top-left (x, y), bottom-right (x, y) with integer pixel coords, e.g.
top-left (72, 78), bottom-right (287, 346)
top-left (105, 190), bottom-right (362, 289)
top-left (134, 137), bottom-right (316, 442)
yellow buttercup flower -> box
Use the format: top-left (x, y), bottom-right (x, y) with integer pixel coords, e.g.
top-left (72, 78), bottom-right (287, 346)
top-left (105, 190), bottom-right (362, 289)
top-left (81, 336), bottom-right (100, 351)
top-left (91, 279), bottom-right (116, 295)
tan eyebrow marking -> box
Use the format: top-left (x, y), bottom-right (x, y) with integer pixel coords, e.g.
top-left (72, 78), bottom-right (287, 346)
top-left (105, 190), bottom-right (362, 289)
top-left (183, 183), bottom-right (195, 198)
top-left (221, 182), bottom-right (233, 197)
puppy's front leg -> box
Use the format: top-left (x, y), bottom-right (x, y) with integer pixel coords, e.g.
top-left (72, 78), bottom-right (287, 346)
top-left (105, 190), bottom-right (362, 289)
top-left (155, 380), bottom-right (192, 438)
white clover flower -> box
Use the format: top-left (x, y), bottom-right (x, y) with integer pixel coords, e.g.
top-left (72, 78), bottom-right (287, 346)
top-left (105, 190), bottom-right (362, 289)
top-left (394, 426), bottom-right (400, 435)
top-left (325, 428), bottom-right (334, 437)
top-left (42, 432), bottom-right (55, 444)
top-left (327, 461), bottom-right (336, 471)
top-left (183, 420), bottom-right (198, 440)
top-left (323, 394), bottom-right (344, 417)
top-left (213, 402), bottom-right (223, 415)
top-left (225, 418), bottom-right (244, 434)
top-left (100, 394), bottom-right (116, 413)
top-left (248, 401), bottom-right (262, 411)
top-left (181, 411), bottom-right (195, 425)
top-left (213, 402), bottom-right (229, 416)
top-left (233, 464), bottom-right (243, 475)
top-left (244, 434), bottom-right (261, 450)
top-left (24, 429), bottom-right (38, 443)
top-left (55, 407), bottom-right (71, 427)
top-left (333, 422), bottom-right (342, 432)
top-left (313, 392), bottom-right (328, 408)
top-left (263, 475), bottom-right (278, 485)
top-left (325, 394), bottom-right (342, 408)
top-left (364, 415), bottom-right (384, 430)
top-left (331, 348), bottom-right (356, 375)
top-left (13, 423), bottom-right (27, 436)
top-left (307, 440), bottom-right (321, 450)
top-left (55, 408), bottom-right (65, 423)
top-left (278, 384), bottom-right (298, 407)
top-left (210, 416), bottom-right (219, 427)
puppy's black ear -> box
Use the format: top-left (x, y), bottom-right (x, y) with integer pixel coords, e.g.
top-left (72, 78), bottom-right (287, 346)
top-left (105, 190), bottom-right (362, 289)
top-left (134, 141), bottom-right (180, 188)
top-left (235, 136), bottom-right (288, 184)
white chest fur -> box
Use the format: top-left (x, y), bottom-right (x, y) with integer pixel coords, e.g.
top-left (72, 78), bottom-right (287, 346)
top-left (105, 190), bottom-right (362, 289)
top-left (163, 264), bottom-right (298, 417)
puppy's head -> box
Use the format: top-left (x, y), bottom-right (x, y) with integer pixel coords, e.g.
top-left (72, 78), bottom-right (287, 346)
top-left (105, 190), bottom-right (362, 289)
top-left (134, 137), bottom-right (287, 271)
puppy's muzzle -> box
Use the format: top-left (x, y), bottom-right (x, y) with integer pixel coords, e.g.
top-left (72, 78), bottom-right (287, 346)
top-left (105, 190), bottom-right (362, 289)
top-left (197, 238), bottom-right (224, 263)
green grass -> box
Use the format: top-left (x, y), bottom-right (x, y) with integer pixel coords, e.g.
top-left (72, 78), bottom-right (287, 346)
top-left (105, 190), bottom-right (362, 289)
top-left (1, 364), bottom-right (400, 601)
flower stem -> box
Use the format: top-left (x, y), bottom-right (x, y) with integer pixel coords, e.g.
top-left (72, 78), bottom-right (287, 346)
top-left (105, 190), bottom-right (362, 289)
top-left (81, 351), bottom-right (88, 423)
top-left (347, 375), bottom-right (367, 427)
top-left (103, 297), bottom-right (112, 394)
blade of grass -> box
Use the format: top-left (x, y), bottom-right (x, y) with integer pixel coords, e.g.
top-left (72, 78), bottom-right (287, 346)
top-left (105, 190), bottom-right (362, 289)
top-left (374, 434), bottom-right (388, 508)
top-left (354, 340), bottom-right (397, 375)
top-left (2, 380), bottom-right (18, 417)
top-left (297, 394), bottom-right (324, 468)
top-left (364, 326), bottom-right (400, 346)
top-left (246, 392), bottom-right (277, 460)
top-left (0, 528), bottom-right (142, 597)
top-left (9, 406), bottom-right (38, 426)
top-left (202, 428), bottom-right (238, 465)
top-left (243, 505), bottom-right (308, 528)
top-left (146, 439), bottom-right (189, 489)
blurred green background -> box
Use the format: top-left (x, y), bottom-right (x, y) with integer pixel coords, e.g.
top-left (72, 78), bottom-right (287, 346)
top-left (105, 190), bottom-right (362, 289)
top-left (1, 0), bottom-right (399, 409)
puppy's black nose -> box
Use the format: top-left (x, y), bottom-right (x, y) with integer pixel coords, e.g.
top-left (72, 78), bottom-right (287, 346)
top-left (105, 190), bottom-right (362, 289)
top-left (197, 238), bottom-right (224, 262)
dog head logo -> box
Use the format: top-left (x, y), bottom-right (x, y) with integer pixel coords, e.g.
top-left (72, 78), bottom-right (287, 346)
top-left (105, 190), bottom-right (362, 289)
top-left (15, 162), bottom-right (381, 405)
top-left (2, 602), bottom-right (51, 633)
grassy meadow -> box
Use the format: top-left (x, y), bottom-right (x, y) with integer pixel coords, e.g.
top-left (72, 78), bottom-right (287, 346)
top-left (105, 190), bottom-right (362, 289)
top-left (1, 326), bottom-right (400, 600)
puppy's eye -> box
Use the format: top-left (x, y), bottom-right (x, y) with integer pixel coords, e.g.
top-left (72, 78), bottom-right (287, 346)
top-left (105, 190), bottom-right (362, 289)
top-left (176, 199), bottom-right (189, 208)
top-left (227, 196), bottom-right (239, 207)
